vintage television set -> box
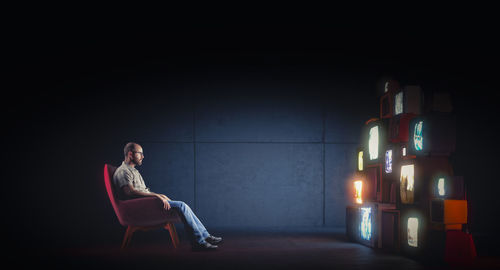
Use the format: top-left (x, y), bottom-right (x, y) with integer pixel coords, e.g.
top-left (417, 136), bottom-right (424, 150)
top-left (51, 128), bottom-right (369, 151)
top-left (389, 113), bottom-right (417, 143)
top-left (408, 113), bottom-right (456, 156)
top-left (381, 209), bottom-right (400, 251)
top-left (431, 175), bottom-right (465, 200)
top-left (400, 206), bottom-right (429, 257)
top-left (430, 199), bottom-right (468, 231)
top-left (362, 118), bottom-right (388, 166)
top-left (357, 202), bottom-right (397, 248)
top-left (365, 163), bottom-right (394, 203)
top-left (399, 157), bottom-right (454, 205)
top-left (394, 85), bottom-right (423, 116)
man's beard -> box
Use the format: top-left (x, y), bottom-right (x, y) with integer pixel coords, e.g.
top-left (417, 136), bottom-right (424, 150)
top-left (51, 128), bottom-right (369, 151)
top-left (132, 158), bottom-right (142, 166)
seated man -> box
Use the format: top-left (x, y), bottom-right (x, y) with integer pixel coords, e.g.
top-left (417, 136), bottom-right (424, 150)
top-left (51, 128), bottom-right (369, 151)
top-left (113, 142), bottom-right (222, 251)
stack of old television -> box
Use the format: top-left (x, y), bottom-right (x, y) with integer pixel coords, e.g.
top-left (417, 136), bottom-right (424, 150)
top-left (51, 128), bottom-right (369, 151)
top-left (346, 80), bottom-right (475, 262)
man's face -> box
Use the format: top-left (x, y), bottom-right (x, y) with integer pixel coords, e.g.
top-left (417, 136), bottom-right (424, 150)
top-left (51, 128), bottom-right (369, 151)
top-left (130, 146), bottom-right (144, 166)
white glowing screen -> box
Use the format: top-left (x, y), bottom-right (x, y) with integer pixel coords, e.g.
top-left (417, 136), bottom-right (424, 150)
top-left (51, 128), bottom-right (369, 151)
top-left (369, 126), bottom-right (379, 160)
top-left (395, 92), bottom-right (403, 115)
top-left (438, 178), bottom-right (445, 196)
top-left (408, 217), bottom-right (419, 247)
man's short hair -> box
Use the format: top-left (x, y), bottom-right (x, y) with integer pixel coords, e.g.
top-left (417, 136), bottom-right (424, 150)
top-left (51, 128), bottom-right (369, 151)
top-left (124, 142), bottom-right (139, 157)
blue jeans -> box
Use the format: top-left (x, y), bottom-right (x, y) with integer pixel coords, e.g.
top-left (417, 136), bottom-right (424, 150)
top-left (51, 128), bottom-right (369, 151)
top-left (169, 200), bottom-right (210, 244)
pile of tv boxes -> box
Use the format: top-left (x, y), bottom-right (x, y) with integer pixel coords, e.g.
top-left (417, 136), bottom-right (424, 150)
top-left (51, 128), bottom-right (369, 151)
top-left (346, 80), bottom-right (469, 261)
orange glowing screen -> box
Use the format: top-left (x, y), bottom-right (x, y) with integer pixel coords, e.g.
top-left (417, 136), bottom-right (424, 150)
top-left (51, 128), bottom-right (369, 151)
top-left (354, 180), bottom-right (363, 204)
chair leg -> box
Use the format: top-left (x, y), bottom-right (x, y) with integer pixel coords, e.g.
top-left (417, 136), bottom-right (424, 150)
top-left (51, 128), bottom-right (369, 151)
top-left (165, 223), bottom-right (180, 248)
top-left (121, 226), bottom-right (136, 250)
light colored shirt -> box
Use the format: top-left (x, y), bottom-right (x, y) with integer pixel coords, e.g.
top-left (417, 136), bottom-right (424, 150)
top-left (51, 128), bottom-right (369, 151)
top-left (113, 161), bottom-right (150, 199)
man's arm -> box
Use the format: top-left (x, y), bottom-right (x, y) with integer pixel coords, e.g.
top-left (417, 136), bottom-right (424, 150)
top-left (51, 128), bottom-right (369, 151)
top-left (122, 184), bottom-right (171, 210)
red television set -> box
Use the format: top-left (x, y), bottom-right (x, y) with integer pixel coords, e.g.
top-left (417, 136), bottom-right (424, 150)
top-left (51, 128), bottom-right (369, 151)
top-left (408, 113), bottom-right (456, 156)
top-left (362, 118), bottom-right (388, 165)
top-left (389, 113), bottom-right (417, 143)
top-left (365, 164), bottom-right (394, 203)
top-left (399, 157), bottom-right (454, 206)
top-left (394, 85), bottom-right (423, 116)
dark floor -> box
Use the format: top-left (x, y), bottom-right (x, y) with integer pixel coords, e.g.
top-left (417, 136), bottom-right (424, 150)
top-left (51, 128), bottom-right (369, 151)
top-left (15, 228), bottom-right (500, 270)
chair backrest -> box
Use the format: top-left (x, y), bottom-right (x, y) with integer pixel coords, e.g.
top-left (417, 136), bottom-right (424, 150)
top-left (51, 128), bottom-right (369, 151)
top-left (104, 164), bottom-right (125, 225)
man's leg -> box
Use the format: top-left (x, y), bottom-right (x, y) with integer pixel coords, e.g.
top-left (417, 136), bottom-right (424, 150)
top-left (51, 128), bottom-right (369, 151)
top-left (169, 200), bottom-right (210, 244)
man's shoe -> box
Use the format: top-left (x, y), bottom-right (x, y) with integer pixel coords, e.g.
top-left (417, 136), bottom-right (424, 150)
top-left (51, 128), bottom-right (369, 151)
top-left (192, 242), bottom-right (218, 251)
top-left (205, 235), bottom-right (223, 245)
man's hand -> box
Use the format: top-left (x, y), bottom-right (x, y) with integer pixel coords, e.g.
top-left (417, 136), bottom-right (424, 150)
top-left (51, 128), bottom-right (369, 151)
top-left (157, 194), bottom-right (171, 210)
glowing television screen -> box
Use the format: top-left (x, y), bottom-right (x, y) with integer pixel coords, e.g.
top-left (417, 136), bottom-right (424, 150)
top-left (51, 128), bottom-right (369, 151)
top-left (358, 149), bottom-right (364, 171)
top-left (438, 178), bottom-right (445, 196)
top-left (413, 120), bottom-right (424, 151)
top-left (360, 207), bottom-right (372, 241)
top-left (369, 126), bottom-right (379, 160)
top-left (400, 164), bottom-right (415, 204)
top-left (407, 217), bottom-right (419, 247)
top-left (385, 149), bottom-right (393, 173)
top-left (363, 118), bottom-right (388, 165)
top-left (354, 180), bottom-right (363, 204)
top-left (394, 91), bottom-right (403, 115)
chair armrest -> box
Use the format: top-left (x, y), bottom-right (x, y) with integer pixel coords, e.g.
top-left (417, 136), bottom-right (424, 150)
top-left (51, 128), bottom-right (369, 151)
top-left (118, 197), bottom-right (180, 226)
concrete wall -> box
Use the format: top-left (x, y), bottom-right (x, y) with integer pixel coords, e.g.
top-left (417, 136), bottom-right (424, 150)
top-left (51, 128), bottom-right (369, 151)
top-left (101, 84), bottom-right (375, 229)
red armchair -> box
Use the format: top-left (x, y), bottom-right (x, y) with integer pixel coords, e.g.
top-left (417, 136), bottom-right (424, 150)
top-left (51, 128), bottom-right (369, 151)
top-left (104, 164), bottom-right (181, 249)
